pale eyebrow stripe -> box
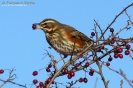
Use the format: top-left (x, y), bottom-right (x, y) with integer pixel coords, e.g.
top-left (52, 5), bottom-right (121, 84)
top-left (44, 20), bottom-right (55, 23)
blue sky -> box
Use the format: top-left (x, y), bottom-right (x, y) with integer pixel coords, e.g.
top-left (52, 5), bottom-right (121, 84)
top-left (0, 0), bottom-right (133, 88)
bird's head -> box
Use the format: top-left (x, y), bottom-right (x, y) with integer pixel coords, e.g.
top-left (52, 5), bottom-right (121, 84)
top-left (32, 19), bottom-right (61, 33)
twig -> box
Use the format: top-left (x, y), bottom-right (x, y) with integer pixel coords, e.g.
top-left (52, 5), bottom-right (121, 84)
top-left (94, 77), bottom-right (98, 88)
top-left (0, 68), bottom-right (26, 88)
top-left (106, 65), bottom-right (133, 87)
top-left (98, 3), bottom-right (133, 42)
top-left (96, 57), bottom-right (108, 88)
top-left (125, 10), bottom-right (133, 26)
top-left (120, 80), bottom-right (123, 88)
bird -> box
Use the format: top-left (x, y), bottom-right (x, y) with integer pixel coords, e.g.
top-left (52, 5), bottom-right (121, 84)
top-left (32, 18), bottom-right (93, 58)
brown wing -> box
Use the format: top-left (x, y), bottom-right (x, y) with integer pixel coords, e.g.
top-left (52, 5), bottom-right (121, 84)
top-left (59, 24), bottom-right (92, 48)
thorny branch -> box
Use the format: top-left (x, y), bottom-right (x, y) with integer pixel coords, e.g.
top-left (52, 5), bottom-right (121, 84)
top-left (98, 3), bottom-right (133, 42)
top-left (0, 68), bottom-right (27, 88)
top-left (106, 66), bottom-right (133, 87)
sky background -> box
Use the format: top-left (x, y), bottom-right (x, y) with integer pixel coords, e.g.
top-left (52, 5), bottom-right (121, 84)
top-left (0, 0), bottom-right (133, 88)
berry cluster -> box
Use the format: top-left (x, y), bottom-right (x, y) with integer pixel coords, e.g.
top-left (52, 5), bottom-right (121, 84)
top-left (79, 78), bottom-right (88, 83)
top-left (32, 63), bottom-right (54, 88)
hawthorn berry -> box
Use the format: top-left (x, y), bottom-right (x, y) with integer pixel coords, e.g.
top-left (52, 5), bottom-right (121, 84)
top-left (90, 69), bottom-right (94, 73)
top-left (63, 68), bottom-right (68, 74)
top-left (83, 78), bottom-right (88, 83)
top-left (67, 74), bottom-right (72, 79)
top-left (75, 63), bottom-right (80, 67)
top-left (47, 78), bottom-right (51, 83)
top-left (89, 72), bottom-right (94, 76)
top-left (110, 28), bottom-right (114, 32)
top-left (36, 86), bottom-right (41, 88)
top-left (89, 69), bottom-right (94, 76)
top-left (79, 78), bottom-right (83, 82)
top-left (48, 63), bottom-right (52, 68)
top-left (91, 32), bottom-right (95, 36)
top-left (0, 69), bottom-right (4, 74)
top-left (46, 78), bottom-right (54, 84)
top-left (125, 50), bottom-right (130, 55)
top-left (118, 54), bottom-right (123, 58)
top-left (46, 67), bottom-right (50, 72)
top-left (33, 79), bottom-right (38, 84)
top-left (32, 24), bottom-right (36, 29)
top-left (32, 71), bottom-right (38, 76)
top-left (52, 81), bottom-right (55, 84)
top-left (106, 62), bottom-right (110, 66)
top-left (85, 62), bottom-right (89, 67)
top-left (126, 44), bottom-right (130, 49)
top-left (69, 71), bottom-right (75, 77)
top-left (39, 82), bottom-right (43, 86)
top-left (108, 57), bottom-right (113, 62)
top-left (110, 39), bottom-right (115, 44)
top-left (117, 48), bottom-right (123, 53)
top-left (114, 53), bottom-right (118, 58)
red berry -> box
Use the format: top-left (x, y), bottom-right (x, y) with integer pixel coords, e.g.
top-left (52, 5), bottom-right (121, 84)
top-left (46, 67), bottom-right (50, 72)
top-left (67, 74), bottom-right (72, 79)
top-left (32, 24), bottom-right (36, 29)
top-left (79, 78), bottom-right (83, 82)
top-left (0, 69), bottom-right (4, 74)
top-left (118, 54), bottom-right (123, 58)
top-left (75, 63), bottom-right (80, 67)
top-left (108, 57), bottom-right (113, 61)
top-left (85, 62), bottom-right (89, 67)
top-left (69, 71), bottom-right (75, 77)
top-left (52, 81), bottom-right (54, 84)
top-left (32, 71), bottom-right (38, 76)
top-left (90, 69), bottom-right (94, 73)
top-left (125, 50), bottom-right (130, 55)
top-left (91, 32), bottom-right (95, 36)
top-left (83, 78), bottom-right (88, 83)
top-left (106, 62), bottom-right (110, 66)
top-left (48, 63), bottom-right (52, 68)
top-left (39, 82), bottom-right (43, 86)
top-left (110, 28), bottom-right (114, 32)
top-left (47, 78), bottom-right (51, 83)
top-left (110, 39), bottom-right (115, 44)
top-left (89, 72), bottom-right (94, 76)
top-left (63, 68), bottom-right (68, 74)
top-left (114, 53), bottom-right (118, 58)
top-left (36, 86), bottom-right (41, 88)
top-left (126, 44), bottom-right (130, 49)
top-left (33, 79), bottom-right (38, 84)
top-left (117, 48), bottom-right (123, 53)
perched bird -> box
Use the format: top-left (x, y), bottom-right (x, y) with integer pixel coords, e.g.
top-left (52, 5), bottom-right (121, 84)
top-left (32, 18), bottom-right (93, 58)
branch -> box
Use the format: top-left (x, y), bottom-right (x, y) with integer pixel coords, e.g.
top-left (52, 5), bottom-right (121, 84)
top-left (98, 3), bottom-right (133, 42)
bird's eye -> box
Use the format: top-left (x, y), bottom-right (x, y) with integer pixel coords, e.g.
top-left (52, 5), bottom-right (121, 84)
top-left (44, 23), bottom-right (47, 25)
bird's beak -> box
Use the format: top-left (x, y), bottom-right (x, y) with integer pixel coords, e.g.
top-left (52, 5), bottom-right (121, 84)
top-left (32, 23), bottom-right (41, 30)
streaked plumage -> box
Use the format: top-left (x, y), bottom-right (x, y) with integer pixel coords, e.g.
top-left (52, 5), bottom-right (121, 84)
top-left (33, 18), bottom-right (93, 58)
